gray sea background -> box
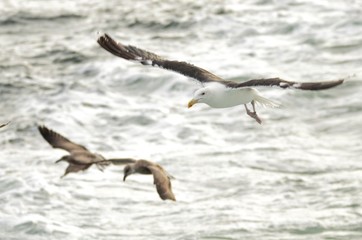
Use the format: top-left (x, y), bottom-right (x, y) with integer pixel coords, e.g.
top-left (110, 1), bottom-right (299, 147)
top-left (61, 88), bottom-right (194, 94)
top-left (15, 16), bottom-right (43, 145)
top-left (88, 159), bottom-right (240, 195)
top-left (1, 0), bottom-right (362, 239)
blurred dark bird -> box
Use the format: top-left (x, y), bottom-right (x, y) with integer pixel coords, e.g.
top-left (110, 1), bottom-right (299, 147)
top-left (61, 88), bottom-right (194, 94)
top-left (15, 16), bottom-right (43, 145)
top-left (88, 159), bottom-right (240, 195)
top-left (38, 125), bottom-right (134, 178)
top-left (0, 122), bottom-right (10, 128)
top-left (97, 33), bottom-right (344, 124)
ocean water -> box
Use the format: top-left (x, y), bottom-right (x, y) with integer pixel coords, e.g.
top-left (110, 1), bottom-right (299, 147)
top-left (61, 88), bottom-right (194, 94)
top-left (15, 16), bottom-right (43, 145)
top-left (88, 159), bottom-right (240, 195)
top-left (1, 0), bottom-right (362, 239)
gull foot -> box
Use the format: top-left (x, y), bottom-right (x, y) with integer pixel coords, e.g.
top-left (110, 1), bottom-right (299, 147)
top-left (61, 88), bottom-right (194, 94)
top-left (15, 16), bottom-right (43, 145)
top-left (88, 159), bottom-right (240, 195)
top-left (247, 111), bottom-right (262, 124)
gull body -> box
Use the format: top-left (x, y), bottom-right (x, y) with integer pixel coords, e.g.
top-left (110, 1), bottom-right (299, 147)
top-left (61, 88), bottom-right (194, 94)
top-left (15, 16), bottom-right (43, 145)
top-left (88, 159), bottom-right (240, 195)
top-left (190, 82), bottom-right (278, 109)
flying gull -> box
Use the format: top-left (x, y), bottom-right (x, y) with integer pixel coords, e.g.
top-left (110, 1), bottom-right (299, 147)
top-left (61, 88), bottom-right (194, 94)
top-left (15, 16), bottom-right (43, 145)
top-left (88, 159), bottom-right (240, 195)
top-left (97, 33), bottom-right (344, 124)
top-left (120, 159), bottom-right (176, 201)
top-left (38, 125), bottom-right (134, 178)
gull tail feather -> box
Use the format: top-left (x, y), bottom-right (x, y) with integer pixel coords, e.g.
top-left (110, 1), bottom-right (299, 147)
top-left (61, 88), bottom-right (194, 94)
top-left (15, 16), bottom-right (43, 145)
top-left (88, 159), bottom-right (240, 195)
top-left (254, 95), bottom-right (281, 108)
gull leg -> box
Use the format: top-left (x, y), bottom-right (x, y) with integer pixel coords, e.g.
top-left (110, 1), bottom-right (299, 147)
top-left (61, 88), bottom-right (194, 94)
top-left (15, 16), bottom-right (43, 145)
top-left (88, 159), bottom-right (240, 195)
top-left (244, 102), bottom-right (262, 124)
top-left (251, 100), bottom-right (262, 124)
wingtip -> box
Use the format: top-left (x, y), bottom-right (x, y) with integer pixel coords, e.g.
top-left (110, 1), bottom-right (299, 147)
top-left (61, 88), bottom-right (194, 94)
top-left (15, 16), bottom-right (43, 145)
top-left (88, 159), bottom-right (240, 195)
top-left (38, 124), bottom-right (45, 134)
top-left (163, 196), bottom-right (176, 201)
top-left (96, 33), bottom-right (109, 44)
top-left (330, 78), bottom-right (345, 88)
top-left (305, 78), bottom-right (345, 90)
top-left (97, 33), bottom-right (112, 42)
top-left (38, 124), bottom-right (51, 135)
top-left (104, 33), bottom-right (112, 39)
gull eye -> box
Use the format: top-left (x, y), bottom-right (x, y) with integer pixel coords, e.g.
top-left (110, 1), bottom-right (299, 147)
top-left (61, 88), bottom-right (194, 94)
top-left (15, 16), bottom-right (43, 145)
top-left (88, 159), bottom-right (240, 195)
top-left (201, 92), bottom-right (205, 95)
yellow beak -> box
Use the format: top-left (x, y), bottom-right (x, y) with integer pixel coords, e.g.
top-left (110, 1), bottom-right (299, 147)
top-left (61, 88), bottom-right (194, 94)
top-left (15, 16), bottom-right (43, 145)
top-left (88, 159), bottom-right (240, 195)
top-left (188, 98), bottom-right (198, 108)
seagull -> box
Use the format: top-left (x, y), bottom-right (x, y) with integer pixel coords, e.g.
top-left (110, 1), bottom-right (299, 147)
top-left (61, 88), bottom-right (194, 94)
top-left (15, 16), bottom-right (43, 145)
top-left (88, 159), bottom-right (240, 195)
top-left (38, 125), bottom-right (134, 178)
top-left (97, 33), bottom-right (344, 124)
top-left (121, 159), bottom-right (176, 201)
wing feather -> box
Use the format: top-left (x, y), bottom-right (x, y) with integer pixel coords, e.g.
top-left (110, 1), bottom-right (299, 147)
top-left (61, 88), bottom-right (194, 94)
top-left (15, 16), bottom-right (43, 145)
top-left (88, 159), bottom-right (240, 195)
top-left (148, 165), bottom-right (176, 201)
top-left (38, 125), bottom-right (88, 153)
top-left (104, 158), bottom-right (137, 165)
top-left (228, 77), bottom-right (344, 90)
top-left (97, 33), bottom-right (223, 83)
top-left (62, 163), bottom-right (91, 177)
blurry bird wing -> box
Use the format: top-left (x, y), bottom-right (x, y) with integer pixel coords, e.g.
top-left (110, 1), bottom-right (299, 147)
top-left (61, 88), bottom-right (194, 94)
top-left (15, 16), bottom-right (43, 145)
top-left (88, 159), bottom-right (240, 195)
top-left (38, 125), bottom-right (88, 153)
top-left (148, 165), bottom-right (176, 201)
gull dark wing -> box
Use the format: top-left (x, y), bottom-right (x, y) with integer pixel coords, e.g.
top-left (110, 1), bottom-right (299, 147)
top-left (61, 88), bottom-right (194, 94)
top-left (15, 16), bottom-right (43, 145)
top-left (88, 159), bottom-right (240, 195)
top-left (38, 125), bottom-right (88, 153)
top-left (97, 33), bottom-right (224, 83)
top-left (148, 165), bottom-right (176, 201)
top-left (227, 77), bottom-right (344, 90)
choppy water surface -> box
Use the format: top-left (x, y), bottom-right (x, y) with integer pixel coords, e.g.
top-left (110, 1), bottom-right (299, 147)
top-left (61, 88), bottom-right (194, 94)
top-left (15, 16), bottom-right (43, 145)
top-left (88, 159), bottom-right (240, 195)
top-left (1, 0), bottom-right (362, 239)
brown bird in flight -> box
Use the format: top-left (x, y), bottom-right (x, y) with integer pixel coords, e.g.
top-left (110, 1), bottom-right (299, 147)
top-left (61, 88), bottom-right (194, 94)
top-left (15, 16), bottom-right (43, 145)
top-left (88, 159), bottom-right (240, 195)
top-left (38, 125), bottom-right (133, 177)
top-left (97, 33), bottom-right (344, 124)
top-left (121, 159), bottom-right (176, 201)
top-left (38, 125), bottom-right (176, 201)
